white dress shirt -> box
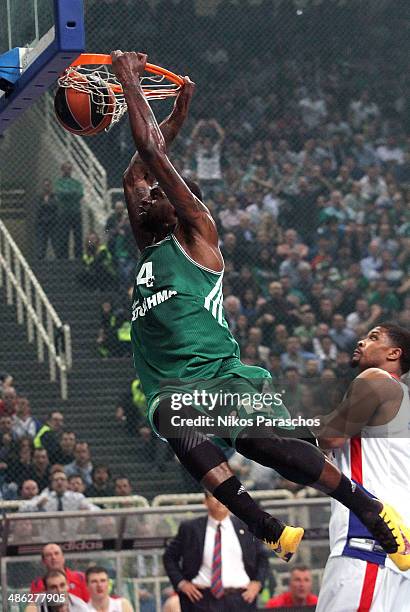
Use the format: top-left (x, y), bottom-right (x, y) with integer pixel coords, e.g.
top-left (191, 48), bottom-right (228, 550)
top-left (20, 490), bottom-right (99, 512)
top-left (192, 515), bottom-right (250, 588)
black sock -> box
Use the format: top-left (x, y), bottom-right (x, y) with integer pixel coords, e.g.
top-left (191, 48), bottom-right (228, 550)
top-left (331, 474), bottom-right (381, 523)
top-left (213, 476), bottom-right (284, 540)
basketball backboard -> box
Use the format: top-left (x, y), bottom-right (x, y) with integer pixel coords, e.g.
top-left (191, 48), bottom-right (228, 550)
top-left (0, 0), bottom-right (85, 135)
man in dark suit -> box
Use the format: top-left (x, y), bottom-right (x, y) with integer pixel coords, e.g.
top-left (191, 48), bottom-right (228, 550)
top-left (163, 491), bottom-right (270, 611)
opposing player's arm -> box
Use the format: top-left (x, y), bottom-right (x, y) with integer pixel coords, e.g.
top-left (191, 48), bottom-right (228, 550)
top-left (317, 368), bottom-right (402, 449)
top-left (112, 51), bottom-right (218, 246)
top-left (123, 75), bottom-right (196, 250)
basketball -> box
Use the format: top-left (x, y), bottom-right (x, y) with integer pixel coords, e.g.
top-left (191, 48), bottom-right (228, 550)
top-left (54, 71), bottom-right (116, 136)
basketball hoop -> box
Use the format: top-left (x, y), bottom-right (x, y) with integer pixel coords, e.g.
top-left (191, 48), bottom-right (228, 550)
top-left (57, 53), bottom-right (184, 130)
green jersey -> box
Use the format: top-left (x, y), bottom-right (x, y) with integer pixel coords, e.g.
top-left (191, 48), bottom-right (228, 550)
top-left (131, 233), bottom-right (240, 406)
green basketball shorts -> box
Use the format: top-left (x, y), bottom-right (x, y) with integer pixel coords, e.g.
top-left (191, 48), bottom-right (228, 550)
top-left (147, 358), bottom-right (294, 446)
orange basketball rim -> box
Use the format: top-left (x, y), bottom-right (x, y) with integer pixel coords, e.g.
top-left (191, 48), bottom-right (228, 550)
top-left (70, 53), bottom-right (184, 98)
top-left (56, 53), bottom-right (185, 131)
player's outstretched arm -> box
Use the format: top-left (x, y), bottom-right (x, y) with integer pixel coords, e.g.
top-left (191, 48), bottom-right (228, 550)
top-left (317, 368), bottom-right (402, 448)
top-left (112, 51), bottom-right (217, 245)
top-left (159, 76), bottom-right (195, 147)
top-left (122, 76), bottom-right (195, 251)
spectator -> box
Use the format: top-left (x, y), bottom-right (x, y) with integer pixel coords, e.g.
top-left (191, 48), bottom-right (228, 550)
top-left (19, 478), bottom-right (39, 501)
top-left (233, 216), bottom-right (256, 261)
top-left (85, 465), bottom-right (115, 498)
top-left (299, 91), bottom-right (327, 129)
top-left (319, 190), bottom-right (354, 225)
top-left (115, 378), bottom-right (147, 436)
top-left (54, 431), bottom-right (77, 465)
top-left (276, 229), bottom-right (309, 260)
top-left (282, 367), bottom-right (304, 412)
top-left (346, 299), bottom-right (382, 335)
top-left (317, 298), bottom-right (335, 326)
top-left (279, 249), bottom-right (303, 287)
top-left (280, 337), bottom-right (316, 375)
top-left (55, 161), bottom-right (84, 259)
top-left (33, 410), bottom-right (64, 463)
top-left (68, 474), bottom-right (86, 494)
top-left (359, 165), bottom-right (388, 202)
top-left (223, 295), bottom-right (242, 332)
top-left (265, 565), bottom-right (318, 608)
top-left (5, 436), bottom-right (33, 488)
top-left (368, 278), bottom-right (401, 316)
top-left (78, 232), bottom-right (117, 291)
top-left (163, 491), bottom-right (268, 611)
top-left (305, 359), bottom-right (321, 379)
top-left (374, 223), bottom-right (399, 256)
top-left (219, 195), bottom-right (246, 231)
top-left (35, 178), bottom-right (59, 259)
top-left (378, 250), bottom-right (403, 285)
top-left (335, 351), bottom-right (356, 384)
top-left (349, 90), bottom-right (380, 129)
top-left (343, 182), bottom-right (366, 218)
top-left (0, 386), bottom-right (17, 416)
top-left (65, 442), bottom-right (93, 486)
top-left (85, 565), bottom-right (133, 611)
top-left (97, 300), bottom-right (120, 356)
top-left (28, 568), bottom-right (89, 611)
top-left (360, 240), bottom-right (383, 280)
top-left (191, 118), bottom-right (224, 196)
top-left (376, 135), bottom-right (405, 165)
top-left (24, 447), bottom-right (50, 492)
top-left (247, 326), bottom-right (270, 367)
top-left (256, 282), bottom-right (298, 344)
top-left (106, 204), bottom-right (136, 289)
top-left (235, 314), bottom-right (250, 348)
top-left (114, 476), bottom-right (133, 497)
top-left (0, 414), bottom-right (17, 453)
top-left (21, 469), bottom-right (99, 513)
top-left (293, 310), bottom-right (317, 351)
top-left (0, 371), bottom-right (13, 396)
top-left (12, 396), bottom-right (40, 440)
top-left (221, 233), bottom-right (241, 269)
top-left (329, 314), bottom-right (357, 352)
top-left (30, 543), bottom-right (89, 601)
top-left (242, 344), bottom-right (265, 367)
top-left (271, 324), bottom-right (289, 355)
top-left (313, 334), bottom-right (338, 367)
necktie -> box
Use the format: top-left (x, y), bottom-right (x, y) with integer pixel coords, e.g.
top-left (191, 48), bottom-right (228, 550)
top-left (210, 523), bottom-right (224, 599)
top-left (57, 494), bottom-right (64, 511)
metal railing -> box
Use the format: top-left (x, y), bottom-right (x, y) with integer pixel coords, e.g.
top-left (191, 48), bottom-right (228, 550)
top-left (0, 219), bottom-right (72, 399)
top-left (0, 494), bottom-right (149, 512)
top-left (0, 497), bottom-right (331, 611)
top-left (38, 94), bottom-right (110, 235)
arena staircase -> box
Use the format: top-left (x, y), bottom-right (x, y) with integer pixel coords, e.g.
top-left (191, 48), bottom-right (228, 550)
top-left (0, 300), bottom-right (62, 405)
top-left (25, 260), bottom-right (198, 499)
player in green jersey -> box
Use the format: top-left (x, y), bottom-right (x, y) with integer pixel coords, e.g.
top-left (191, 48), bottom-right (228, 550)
top-left (111, 50), bottom-right (408, 568)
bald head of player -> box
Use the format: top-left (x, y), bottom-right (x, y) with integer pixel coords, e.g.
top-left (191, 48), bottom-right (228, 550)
top-left (137, 177), bottom-right (202, 236)
top-left (351, 324), bottom-right (410, 375)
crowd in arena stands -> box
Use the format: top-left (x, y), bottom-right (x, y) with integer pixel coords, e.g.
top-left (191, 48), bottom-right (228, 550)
top-left (10, 540), bottom-right (319, 611)
top-left (92, 81), bottom-right (408, 452)
top-left (30, 0), bottom-right (410, 497)
top-left (0, 373), bottom-right (139, 507)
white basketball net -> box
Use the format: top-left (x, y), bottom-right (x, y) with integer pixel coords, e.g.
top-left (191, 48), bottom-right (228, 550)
top-left (57, 65), bottom-right (181, 131)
